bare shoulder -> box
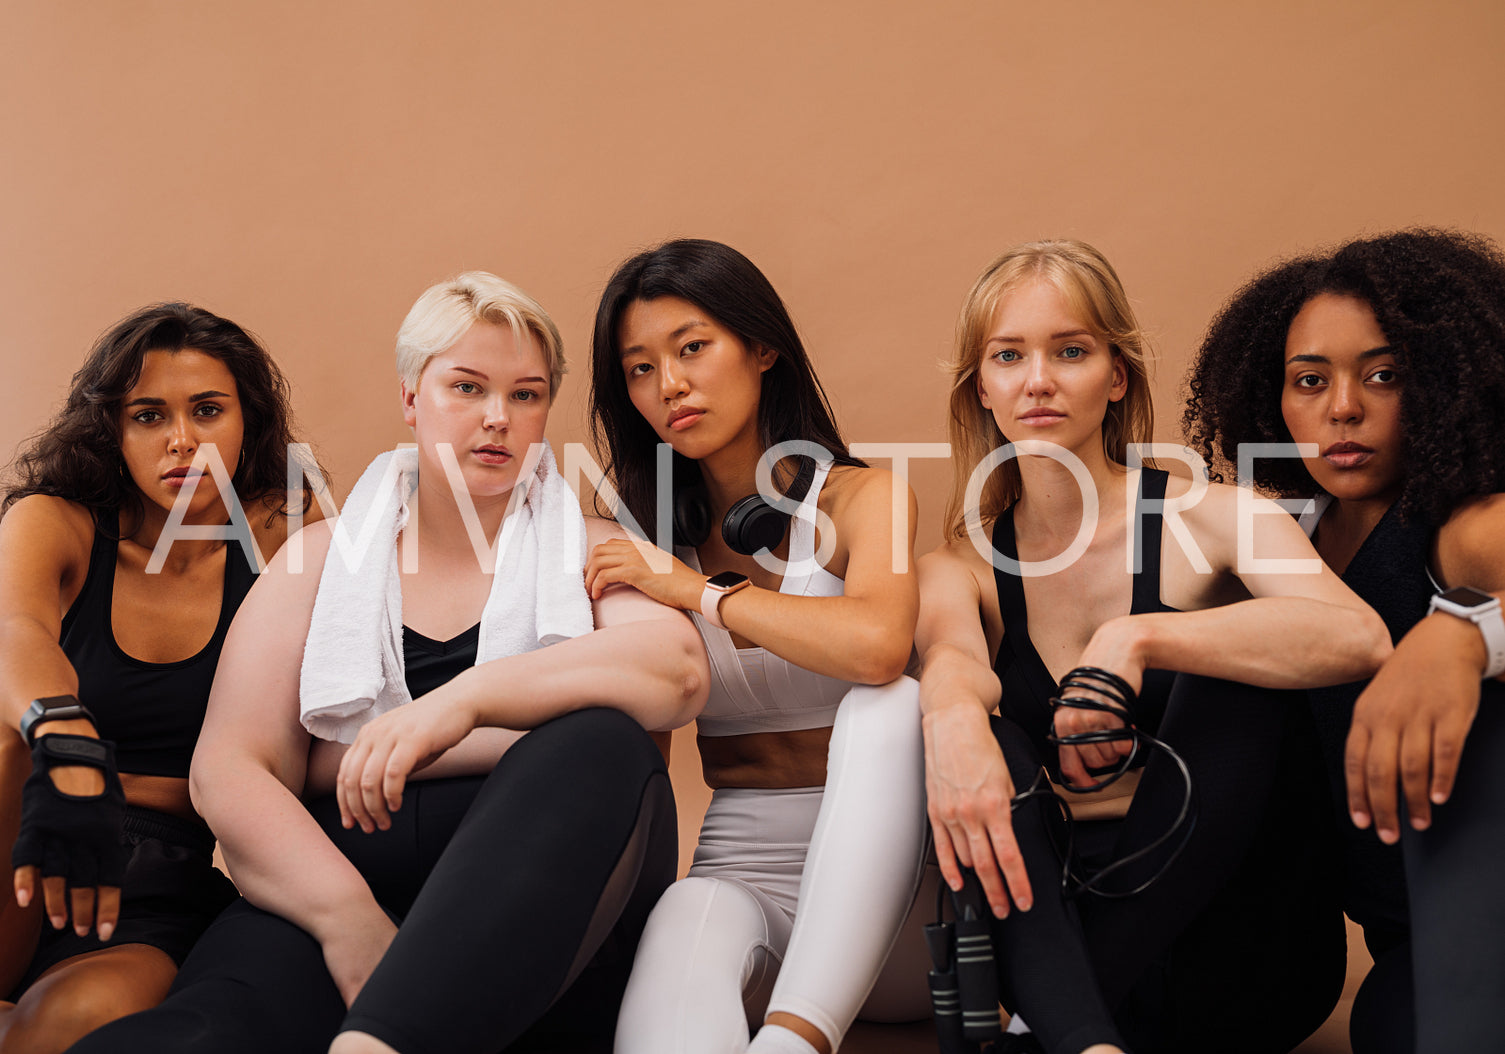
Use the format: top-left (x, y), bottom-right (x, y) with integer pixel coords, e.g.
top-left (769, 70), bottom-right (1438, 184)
top-left (1435, 493), bottom-right (1505, 588)
top-left (821, 464), bottom-right (907, 513)
top-left (584, 515), bottom-right (631, 547)
top-left (920, 534), bottom-right (987, 581)
top-left (0, 495), bottom-right (95, 565)
top-left (243, 490), bottom-right (324, 560)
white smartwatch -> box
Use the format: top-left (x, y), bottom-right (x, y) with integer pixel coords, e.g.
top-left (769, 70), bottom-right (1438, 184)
top-left (1428, 586), bottom-right (1505, 680)
top-left (700, 572), bottom-right (750, 630)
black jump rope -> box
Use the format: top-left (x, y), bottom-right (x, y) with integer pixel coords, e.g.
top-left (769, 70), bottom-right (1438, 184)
top-left (926, 666), bottom-right (1198, 1052)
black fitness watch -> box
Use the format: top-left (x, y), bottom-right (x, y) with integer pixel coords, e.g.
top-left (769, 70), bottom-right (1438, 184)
top-left (19, 695), bottom-right (96, 746)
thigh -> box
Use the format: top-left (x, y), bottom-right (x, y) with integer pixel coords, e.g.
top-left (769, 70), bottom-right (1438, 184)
top-left (0, 944), bottom-right (175, 1054)
top-left (615, 875), bottom-right (793, 1054)
top-left (1403, 680), bottom-right (1505, 1052)
top-left (65, 898), bottom-right (346, 1054)
top-left (1351, 939), bottom-right (1415, 1054)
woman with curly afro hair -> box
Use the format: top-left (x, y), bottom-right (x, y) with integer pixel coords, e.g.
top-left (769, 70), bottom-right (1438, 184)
top-left (1185, 227), bottom-right (1505, 1054)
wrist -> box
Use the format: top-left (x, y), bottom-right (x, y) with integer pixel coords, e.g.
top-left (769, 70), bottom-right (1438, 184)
top-left (1092, 615), bottom-right (1153, 671)
top-left (35, 717), bottom-right (100, 740)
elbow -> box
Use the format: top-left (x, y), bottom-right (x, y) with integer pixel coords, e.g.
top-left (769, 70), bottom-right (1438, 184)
top-left (660, 625), bottom-right (710, 729)
top-left (1358, 609), bottom-right (1394, 677)
top-left (848, 624), bottom-right (915, 686)
top-left (187, 756), bottom-right (213, 823)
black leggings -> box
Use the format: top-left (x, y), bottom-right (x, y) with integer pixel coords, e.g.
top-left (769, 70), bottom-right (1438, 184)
top-left (66, 708), bottom-right (677, 1054)
top-left (983, 675), bottom-right (1347, 1054)
top-left (1349, 679), bottom-right (1505, 1054)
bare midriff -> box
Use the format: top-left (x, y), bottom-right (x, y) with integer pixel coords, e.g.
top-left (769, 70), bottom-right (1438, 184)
top-left (698, 727), bottom-right (832, 789)
top-left (120, 773), bottom-right (200, 823)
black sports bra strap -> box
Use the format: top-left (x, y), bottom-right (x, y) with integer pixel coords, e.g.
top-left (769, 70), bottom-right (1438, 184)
top-left (1130, 468), bottom-right (1167, 616)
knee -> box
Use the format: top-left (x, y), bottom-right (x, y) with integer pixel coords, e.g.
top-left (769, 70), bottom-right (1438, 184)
top-left (3, 983), bottom-right (160, 1054)
top-left (531, 708), bottom-right (663, 772)
top-left (832, 677), bottom-right (922, 754)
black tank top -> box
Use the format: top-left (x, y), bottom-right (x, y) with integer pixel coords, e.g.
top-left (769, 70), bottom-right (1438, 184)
top-left (58, 512), bottom-right (259, 778)
top-left (402, 622), bottom-right (481, 698)
top-left (1307, 500), bottom-right (1431, 933)
top-left (991, 468), bottom-right (1178, 782)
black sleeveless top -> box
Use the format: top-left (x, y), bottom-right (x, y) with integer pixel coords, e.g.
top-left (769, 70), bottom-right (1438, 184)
top-left (58, 512), bottom-right (259, 778)
top-left (1307, 500), bottom-right (1432, 933)
top-left (991, 468), bottom-right (1179, 782)
top-left (402, 622), bottom-right (481, 698)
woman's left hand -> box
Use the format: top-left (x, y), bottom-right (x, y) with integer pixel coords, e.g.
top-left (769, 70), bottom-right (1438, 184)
top-left (336, 695), bottom-right (475, 833)
top-left (584, 538), bottom-right (702, 610)
top-left (1053, 617), bottom-right (1146, 788)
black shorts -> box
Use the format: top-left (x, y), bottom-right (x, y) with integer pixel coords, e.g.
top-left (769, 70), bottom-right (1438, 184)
top-left (9, 806), bottom-right (237, 998)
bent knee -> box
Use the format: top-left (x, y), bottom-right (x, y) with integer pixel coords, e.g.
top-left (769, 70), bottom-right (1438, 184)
top-left (833, 677), bottom-right (923, 755)
top-left (4, 972), bottom-right (171, 1054)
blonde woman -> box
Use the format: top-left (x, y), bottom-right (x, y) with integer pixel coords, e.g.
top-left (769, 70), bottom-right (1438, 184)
top-left (69, 273), bottom-right (708, 1054)
top-left (915, 240), bottom-right (1388, 1053)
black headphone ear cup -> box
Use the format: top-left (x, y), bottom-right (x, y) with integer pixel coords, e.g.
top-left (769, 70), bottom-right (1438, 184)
top-left (673, 486), bottom-right (712, 548)
top-left (721, 495), bottom-right (790, 557)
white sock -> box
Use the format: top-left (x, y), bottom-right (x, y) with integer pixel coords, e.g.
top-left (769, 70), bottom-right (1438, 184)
top-left (1006, 1012), bottom-right (1032, 1035)
top-left (747, 1023), bottom-right (822, 1054)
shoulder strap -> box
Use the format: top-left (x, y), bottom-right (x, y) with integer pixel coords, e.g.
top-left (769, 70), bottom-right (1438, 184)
top-left (1130, 469), bottom-right (1167, 615)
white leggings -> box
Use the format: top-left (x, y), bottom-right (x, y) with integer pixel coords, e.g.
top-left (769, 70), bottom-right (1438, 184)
top-left (615, 677), bottom-right (935, 1054)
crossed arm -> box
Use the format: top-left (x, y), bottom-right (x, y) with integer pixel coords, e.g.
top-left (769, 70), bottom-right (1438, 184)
top-left (916, 482), bottom-right (1391, 919)
top-left (191, 517), bottom-right (708, 1005)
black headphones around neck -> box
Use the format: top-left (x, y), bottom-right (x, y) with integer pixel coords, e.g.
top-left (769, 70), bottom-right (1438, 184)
top-left (672, 461), bottom-right (817, 557)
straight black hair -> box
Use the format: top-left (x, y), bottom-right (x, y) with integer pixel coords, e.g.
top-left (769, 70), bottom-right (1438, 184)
top-left (589, 238), bottom-right (863, 539)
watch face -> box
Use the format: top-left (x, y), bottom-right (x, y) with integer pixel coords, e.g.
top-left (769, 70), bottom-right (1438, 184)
top-left (706, 571), bottom-right (750, 591)
top-left (1440, 586), bottom-right (1496, 608)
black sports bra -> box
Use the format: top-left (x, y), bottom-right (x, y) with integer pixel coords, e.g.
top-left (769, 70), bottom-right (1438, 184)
top-left (402, 622), bottom-right (481, 698)
top-left (58, 511), bottom-right (259, 778)
top-left (991, 468), bottom-right (1178, 781)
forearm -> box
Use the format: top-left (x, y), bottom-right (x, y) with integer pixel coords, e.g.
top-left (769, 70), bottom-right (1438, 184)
top-left (919, 642), bottom-right (1002, 721)
top-left (1116, 597), bottom-right (1390, 689)
top-left (436, 618), bottom-right (707, 733)
top-left (194, 759), bottom-right (385, 942)
top-left (0, 616), bottom-right (79, 729)
top-left (717, 587), bottom-right (914, 684)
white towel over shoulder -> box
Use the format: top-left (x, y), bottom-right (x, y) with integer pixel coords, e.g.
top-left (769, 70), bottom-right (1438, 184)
top-left (299, 441), bottom-right (593, 743)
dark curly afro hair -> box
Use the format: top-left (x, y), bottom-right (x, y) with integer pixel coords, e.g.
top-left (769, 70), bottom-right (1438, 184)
top-left (1183, 227), bottom-right (1505, 528)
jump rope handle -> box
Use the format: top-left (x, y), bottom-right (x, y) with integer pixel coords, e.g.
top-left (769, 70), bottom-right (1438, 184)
top-left (925, 870), bottom-right (1003, 1051)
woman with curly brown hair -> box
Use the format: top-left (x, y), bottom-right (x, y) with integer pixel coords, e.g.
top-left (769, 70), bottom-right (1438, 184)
top-left (0, 303), bottom-right (321, 1053)
top-left (1184, 227), bottom-right (1505, 1054)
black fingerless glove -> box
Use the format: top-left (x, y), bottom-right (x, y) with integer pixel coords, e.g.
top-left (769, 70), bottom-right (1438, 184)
top-left (10, 734), bottom-right (129, 888)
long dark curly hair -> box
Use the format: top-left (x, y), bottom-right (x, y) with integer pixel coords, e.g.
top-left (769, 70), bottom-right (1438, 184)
top-left (1184, 228), bottom-right (1505, 527)
top-left (589, 238), bottom-right (863, 540)
top-left (4, 302), bottom-right (320, 532)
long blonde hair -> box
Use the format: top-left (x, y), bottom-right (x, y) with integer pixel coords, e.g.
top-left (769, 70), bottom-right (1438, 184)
top-left (944, 239), bottom-right (1155, 538)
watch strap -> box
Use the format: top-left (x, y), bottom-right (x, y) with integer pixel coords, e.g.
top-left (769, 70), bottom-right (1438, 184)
top-left (19, 696), bottom-right (95, 747)
top-left (1429, 593), bottom-right (1505, 680)
top-left (699, 577), bottom-right (748, 630)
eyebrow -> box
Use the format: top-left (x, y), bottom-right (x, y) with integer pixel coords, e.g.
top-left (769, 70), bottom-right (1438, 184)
top-left (987, 329), bottom-right (1095, 345)
top-left (123, 389), bottom-right (232, 407)
top-left (1285, 346), bottom-right (1395, 366)
top-left (619, 319), bottom-right (712, 357)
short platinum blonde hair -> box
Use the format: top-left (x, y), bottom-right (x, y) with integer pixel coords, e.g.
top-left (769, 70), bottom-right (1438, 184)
top-left (945, 239), bottom-right (1155, 537)
top-left (396, 271), bottom-right (565, 396)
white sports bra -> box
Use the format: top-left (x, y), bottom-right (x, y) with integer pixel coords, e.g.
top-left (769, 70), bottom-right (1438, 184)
top-left (679, 461), bottom-right (855, 737)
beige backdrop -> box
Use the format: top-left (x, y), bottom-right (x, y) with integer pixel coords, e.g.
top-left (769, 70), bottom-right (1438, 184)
top-left (4, 0), bottom-right (1505, 867)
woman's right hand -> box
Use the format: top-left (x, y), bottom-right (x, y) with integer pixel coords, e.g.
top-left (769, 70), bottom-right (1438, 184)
top-left (11, 731), bottom-right (127, 939)
top-left (924, 701), bottom-right (1033, 918)
top-left (320, 907), bottom-right (399, 1007)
